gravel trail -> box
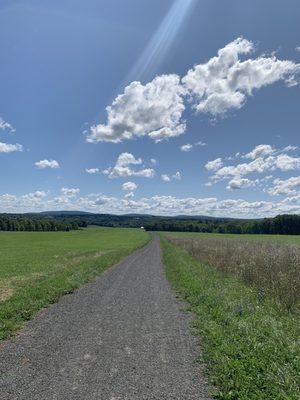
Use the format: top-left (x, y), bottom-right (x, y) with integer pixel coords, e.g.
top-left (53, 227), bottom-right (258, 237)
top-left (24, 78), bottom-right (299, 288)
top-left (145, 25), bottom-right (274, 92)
top-left (0, 235), bottom-right (211, 399)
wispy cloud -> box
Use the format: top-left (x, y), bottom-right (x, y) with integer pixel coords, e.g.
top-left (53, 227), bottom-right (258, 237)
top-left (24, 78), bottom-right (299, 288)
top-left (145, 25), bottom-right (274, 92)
top-left (0, 117), bottom-right (15, 133)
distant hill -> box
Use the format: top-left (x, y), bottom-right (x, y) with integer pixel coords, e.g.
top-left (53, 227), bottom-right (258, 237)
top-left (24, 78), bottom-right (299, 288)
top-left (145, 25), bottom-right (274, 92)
top-left (38, 211), bottom-right (94, 216)
top-left (37, 211), bottom-right (247, 221)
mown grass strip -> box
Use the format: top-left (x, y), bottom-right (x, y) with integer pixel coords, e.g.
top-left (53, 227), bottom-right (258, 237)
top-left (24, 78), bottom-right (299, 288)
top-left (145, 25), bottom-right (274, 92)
top-left (161, 235), bottom-right (300, 400)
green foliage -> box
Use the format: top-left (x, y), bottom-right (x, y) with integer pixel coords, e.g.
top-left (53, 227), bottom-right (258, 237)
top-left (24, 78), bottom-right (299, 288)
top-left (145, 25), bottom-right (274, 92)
top-left (1, 212), bottom-right (299, 235)
top-left (145, 214), bottom-right (300, 235)
top-left (0, 227), bottom-right (149, 339)
top-left (0, 214), bottom-right (87, 231)
top-left (161, 236), bottom-right (300, 400)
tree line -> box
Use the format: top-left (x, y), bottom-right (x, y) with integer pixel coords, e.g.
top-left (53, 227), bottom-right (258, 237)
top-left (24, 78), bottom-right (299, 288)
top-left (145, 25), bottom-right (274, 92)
top-left (0, 215), bottom-right (87, 232)
top-left (142, 214), bottom-right (300, 235)
top-left (0, 213), bottom-right (299, 235)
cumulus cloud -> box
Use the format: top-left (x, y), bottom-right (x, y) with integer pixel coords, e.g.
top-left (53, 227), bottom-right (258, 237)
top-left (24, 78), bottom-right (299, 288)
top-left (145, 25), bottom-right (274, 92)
top-left (122, 181), bottom-right (138, 191)
top-left (85, 168), bottom-right (99, 174)
top-left (61, 187), bottom-right (80, 197)
top-left (1, 191), bottom-right (300, 218)
top-left (227, 178), bottom-right (254, 190)
top-left (211, 155), bottom-right (300, 182)
top-left (205, 158), bottom-right (223, 171)
top-left (87, 74), bottom-right (186, 143)
top-left (25, 191), bottom-right (47, 199)
top-left (244, 144), bottom-right (275, 159)
top-left (0, 117), bottom-right (15, 133)
top-left (183, 37), bottom-right (300, 116)
top-left (275, 154), bottom-right (300, 171)
top-left (268, 176), bottom-right (300, 196)
top-left (0, 142), bottom-right (23, 153)
top-left (87, 38), bottom-right (299, 143)
top-left (161, 174), bottom-right (171, 182)
top-left (205, 144), bottom-right (300, 195)
top-left (296, 46), bottom-right (300, 52)
top-left (35, 159), bottom-right (60, 169)
top-left (103, 152), bottom-right (155, 179)
top-left (209, 145), bottom-right (300, 180)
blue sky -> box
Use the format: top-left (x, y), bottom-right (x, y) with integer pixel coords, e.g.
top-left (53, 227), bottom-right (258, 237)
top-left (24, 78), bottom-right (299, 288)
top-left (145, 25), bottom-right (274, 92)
top-left (0, 0), bottom-right (299, 217)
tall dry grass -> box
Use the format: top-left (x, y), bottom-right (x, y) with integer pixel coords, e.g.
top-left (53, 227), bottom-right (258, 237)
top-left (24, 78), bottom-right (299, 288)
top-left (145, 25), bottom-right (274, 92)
top-left (167, 236), bottom-right (300, 312)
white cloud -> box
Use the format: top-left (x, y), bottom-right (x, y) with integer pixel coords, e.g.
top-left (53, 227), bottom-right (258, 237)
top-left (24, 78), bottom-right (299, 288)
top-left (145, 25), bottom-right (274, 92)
top-left (124, 192), bottom-right (135, 199)
top-left (0, 142), bottom-right (23, 153)
top-left (0, 117), bottom-right (15, 133)
top-left (181, 141), bottom-right (207, 152)
top-left (150, 158), bottom-right (157, 165)
top-left (87, 74), bottom-right (186, 143)
top-left (61, 187), bottom-right (80, 197)
top-left (205, 158), bottom-right (223, 171)
top-left (205, 144), bottom-right (300, 195)
top-left (35, 159), bottom-right (60, 169)
top-left (227, 178), bottom-right (253, 190)
top-left (268, 176), bottom-right (300, 196)
top-left (183, 37), bottom-right (300, 116)
top-left (161, 171), bottom-right (181, 182)
top-left (122, 181), bottom-right (138, 191)
top-left (180, 143), bottom-right (193, 152)
top-left (26, 191), bottom-right (47, 199)
top-left (1, 191), bottom-right (300, 218)
top-left (295, 46), bottom-right (300, 52)
top-left (282, 145), bottom-right (298, 152)
top-left (195, 141), bottom-right (207, 146)
top-left (275, 154), bottom-right (300, 171)
top-left (211, 153), bottom-right (300, 181)
top-left (173, 171), bottom-right (182, 180)
top-left (161, 174), bottom-right (171, 182)
top-left (103, 152), bottom-right (155, 179)
top-left (244, 144), bottom-right (275, 159)
top-left (116, 152), bottom-right (142, 166)
top-left (87, 38), bottom-right (299, 144)
top-left (85, 168), bottom-right (99, 174)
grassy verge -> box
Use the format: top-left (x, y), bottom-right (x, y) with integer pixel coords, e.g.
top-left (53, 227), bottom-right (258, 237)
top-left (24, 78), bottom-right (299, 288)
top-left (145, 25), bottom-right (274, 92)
top-left (161, 235), bottom-right (299, 400)
top-left (0, 226), bottom-right (149, 340)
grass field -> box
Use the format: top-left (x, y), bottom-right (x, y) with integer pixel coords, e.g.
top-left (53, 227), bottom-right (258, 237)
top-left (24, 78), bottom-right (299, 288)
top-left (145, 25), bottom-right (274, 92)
top-left (161, 233), bottom-right (300, 399)
top-left (164, 231), bottom-right (300, 245)
top-left (0, 226), bottom-right (149, 340)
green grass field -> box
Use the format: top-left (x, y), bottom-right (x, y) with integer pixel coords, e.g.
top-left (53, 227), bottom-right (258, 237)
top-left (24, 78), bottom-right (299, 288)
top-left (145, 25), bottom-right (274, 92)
top-left (0, 226), bottom-right (149, 340)
top-left (163, 231), bottom-right (300, 245)
top-left (161, 234), bottom-right (299, 399)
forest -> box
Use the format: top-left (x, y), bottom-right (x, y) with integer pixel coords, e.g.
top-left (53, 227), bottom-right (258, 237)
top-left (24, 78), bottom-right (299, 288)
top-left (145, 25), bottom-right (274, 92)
top-left (0, 214), bottom-right (87, 232)
top-left (0, 212), bottom-right (299, 235)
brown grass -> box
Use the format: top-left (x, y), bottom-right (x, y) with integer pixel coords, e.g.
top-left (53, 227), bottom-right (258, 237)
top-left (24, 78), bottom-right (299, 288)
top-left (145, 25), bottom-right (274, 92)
top-left (0, 288), bottom-right (14, 302)
top-left (167, 235), bottom-right (300, 312)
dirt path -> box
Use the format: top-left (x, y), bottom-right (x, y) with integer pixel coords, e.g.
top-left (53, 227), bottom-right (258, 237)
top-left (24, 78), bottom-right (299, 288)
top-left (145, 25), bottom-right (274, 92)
top-left (0, 235), bottom-right (211, 399)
